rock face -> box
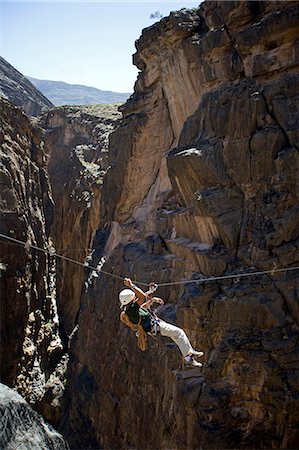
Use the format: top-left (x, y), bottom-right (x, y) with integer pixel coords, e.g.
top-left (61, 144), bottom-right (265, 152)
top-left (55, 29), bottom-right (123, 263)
top-left (40, 104), bottom-right (122, 338)
top-left (0, 383), bottom-right (69, 449)
top-left (1, 1), bottom-right (299, 450)
top-left (0, 96), bottom-right (122, 428)
top-left (0, 56), bottom-right (53, 116)
top-left (0, 98), bottom-right (67, 421)
top-left (61, 2), bottom-right (299, 449)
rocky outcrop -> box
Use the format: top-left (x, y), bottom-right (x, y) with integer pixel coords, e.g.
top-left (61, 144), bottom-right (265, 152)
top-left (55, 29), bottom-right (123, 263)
top-left (0, 383), bottom-right (68, 449)
top-left (0, 2), bottom-right (298, 449)
top-left (0, 97), bottom-right (66, 422)
top-left (0, 56), bottom-right (53, 116)
top-left (0, 96), bottom-right (122, 429)
top-left (61, 2), bottom-right (299, 449)
top-left (39, 104), bottom-right (122, 338)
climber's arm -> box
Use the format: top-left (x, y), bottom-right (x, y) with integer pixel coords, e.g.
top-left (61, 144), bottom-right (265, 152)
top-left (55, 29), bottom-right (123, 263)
top-left (124, 277), bottom-right (146, 304)
top-left (141, 297), bottom-right (164, 309)
top-left (124, 278), bottom-right (164, 308)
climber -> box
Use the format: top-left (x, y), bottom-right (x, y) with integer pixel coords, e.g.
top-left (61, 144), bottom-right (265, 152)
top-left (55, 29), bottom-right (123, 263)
top-left (119, 277), bottom-right (204, 367)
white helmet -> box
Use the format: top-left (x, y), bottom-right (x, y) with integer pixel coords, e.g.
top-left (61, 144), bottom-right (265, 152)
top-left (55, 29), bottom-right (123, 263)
top-left (119, 289), bottom-right (135, 308)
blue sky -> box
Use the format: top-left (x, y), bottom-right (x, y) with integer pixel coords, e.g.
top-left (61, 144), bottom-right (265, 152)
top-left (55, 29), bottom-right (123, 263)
top-left (0, 1), bottom-right (200, 92)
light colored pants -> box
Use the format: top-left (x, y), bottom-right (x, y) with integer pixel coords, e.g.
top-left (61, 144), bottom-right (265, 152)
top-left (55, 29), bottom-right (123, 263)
top-left (157, 319), bottom-right (193, 357)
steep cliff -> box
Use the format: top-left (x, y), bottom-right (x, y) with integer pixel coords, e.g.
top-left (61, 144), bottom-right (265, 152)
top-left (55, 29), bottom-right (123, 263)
top-left (0, 56), bottom-right (53, 116)
top-left (40, 104), bottom-right (122, 338)
top-left (0, 97), bottom-right (122, 429)
top-left (0, 98), bottom-right (66, 421)
top-left (61, 2), bottom-right (299, 449)
top-left (1, 1), bottom-right (298, 449)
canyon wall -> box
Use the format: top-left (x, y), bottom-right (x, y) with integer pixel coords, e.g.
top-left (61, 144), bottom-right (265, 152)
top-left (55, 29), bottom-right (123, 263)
top-left (0, 98), bottom-right (66, 422)
top-left (61, 1), bottom-right (299, 449)
top-left (40, 104), bottom-right (122, 338)
top-left (0, 99), bottom-right (121, 427)
top-left (0, 1), bottom-right (298, 449)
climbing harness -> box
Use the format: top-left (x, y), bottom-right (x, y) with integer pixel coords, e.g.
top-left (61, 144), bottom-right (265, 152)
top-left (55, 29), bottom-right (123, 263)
top-left (150, 318), bottom-right (159, 336)
top-left (0, 232), bottom-right (298, 287)
top-left (120, 301), bottom-right (159, 350)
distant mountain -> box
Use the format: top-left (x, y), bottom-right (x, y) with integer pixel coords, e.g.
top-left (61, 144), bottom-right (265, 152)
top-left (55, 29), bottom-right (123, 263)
top-left (27, 77), bottom-right (131, 106)
top-left (0, 56), bottom-right (53, 116)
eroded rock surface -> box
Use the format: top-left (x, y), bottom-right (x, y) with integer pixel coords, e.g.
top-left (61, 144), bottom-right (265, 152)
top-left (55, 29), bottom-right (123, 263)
top-left (0, 383), bottom-right (69, 450)
top-left (62, 2), bottom-right (299, 449)
top-left (0, 98), bottom-right (67, 421)
top-left (40, 104), bottom-right (122, 337)
top-left (0, 56), bottom-right (53, 116)
top-left (0, 98), bottom-right (122, 430)
top-left (0, 1), bottom-right (298, 449)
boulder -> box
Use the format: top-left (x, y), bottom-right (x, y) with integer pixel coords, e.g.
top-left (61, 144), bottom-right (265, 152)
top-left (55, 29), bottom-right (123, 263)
top-left (0, 383), bottom-right (68, 449)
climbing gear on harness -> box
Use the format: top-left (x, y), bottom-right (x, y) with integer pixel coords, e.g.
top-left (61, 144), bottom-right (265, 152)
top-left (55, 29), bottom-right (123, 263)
top-left (125, 302), bottom-right (152, 332)
top-left (150, 318), bottom-right (159, 336)
top-left (119, 289), bottom-right (135, 307)
top-left (120, 302), bottom-right (160, 350)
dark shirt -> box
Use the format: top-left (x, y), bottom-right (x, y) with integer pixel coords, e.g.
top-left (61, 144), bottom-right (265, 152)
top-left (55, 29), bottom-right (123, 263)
top-left (126, 302), bottom-right (152, 332)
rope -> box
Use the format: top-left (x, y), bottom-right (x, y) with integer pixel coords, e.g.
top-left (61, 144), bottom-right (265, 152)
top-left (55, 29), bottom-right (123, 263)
top-left (158, 266), bottom-right (299, 286)
top-left (0, 232), bottom-right (298, 287)
top-left (0, 233), bottom-right (124, 282)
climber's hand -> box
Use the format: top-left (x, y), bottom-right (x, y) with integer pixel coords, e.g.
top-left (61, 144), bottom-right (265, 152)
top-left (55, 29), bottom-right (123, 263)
top-left (124, 277), bottom-right (133, 288)
top-left (148, 282), bottom-right (158, 294)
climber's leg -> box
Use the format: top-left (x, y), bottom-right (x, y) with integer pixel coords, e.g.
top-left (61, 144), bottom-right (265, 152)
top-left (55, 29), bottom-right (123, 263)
top-left (157, 320), bottom-right (195, 357)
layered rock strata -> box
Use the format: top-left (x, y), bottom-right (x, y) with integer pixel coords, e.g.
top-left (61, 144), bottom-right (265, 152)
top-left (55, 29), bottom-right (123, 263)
top-left (0, 98), bottom-right (66, 421)
top-left (62, 2), bottom-right (299, 449)
top-left (40, 104), bottom-right (122, 338)
top-left (0, 98), bottom-right (122, 430)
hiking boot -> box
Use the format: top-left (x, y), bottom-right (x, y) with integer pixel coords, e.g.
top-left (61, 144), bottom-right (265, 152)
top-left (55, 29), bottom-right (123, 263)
top-left (184, 356), bottom-right (202, 368)
top-left (191, 350), bottom-right (204, 358)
